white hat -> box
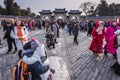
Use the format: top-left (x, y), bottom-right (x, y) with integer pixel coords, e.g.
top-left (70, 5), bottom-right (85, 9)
top-left (71, 16), bottom-right (76, 20)
top-left (57, 16), bottom-right (63, 20)
top-left (98, 21), bottom-right (105, 25)
top-left (44, 16), bottom-right (49, 21)
top-left (115, 30), bottom-right (120, 35)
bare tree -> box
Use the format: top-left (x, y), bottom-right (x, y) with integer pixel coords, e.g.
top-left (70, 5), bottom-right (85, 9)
top-left (79, 2), bottom-right (96, 16)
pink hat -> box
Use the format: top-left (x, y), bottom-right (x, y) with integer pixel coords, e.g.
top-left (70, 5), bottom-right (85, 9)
top-left (31, 38), bottom-right (41, 50)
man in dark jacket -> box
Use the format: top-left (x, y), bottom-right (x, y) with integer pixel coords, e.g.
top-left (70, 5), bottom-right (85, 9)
top-left (3, 20), bottom-right (17, 54)
top-left (73, 22), bottom-right (79, 45)
top-left (87, 20), bottom-right (95, 36)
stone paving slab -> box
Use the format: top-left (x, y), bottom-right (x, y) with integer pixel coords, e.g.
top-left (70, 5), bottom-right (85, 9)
top-left (63, 31), bottom-right (120, 80)
top-left (0, 29), bottom-right (120, 80)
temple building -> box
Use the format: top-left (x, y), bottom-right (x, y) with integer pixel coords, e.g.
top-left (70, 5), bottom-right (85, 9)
top-left (39, 10), bottom-right (52, 21)
top-left (39, 8), bottom-right (82, 21)
top-left (68, 10), bottom-right (82, 20)
top-left (53, 8), bottom-right (67, 20)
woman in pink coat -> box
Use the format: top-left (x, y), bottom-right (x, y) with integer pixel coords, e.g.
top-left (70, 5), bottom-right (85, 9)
top-left (105, 21), bottom-right (120, 58)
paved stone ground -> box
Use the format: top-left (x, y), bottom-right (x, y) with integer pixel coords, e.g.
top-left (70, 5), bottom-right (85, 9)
top-left (62, 31), bottom-right (120, 80)
top-left (0, 29), bottom-right (120, 80)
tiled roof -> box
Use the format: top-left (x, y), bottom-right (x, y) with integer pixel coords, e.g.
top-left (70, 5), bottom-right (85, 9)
top-left (68, 10), bottom-right (82, 14)
top-left (40, 10), bottom-right (52, 14)
top-left (53, 8), bottom-right (67, 13)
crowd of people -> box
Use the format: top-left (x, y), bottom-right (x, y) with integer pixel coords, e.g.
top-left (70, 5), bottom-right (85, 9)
top-left (89, 20), bottom-right (120, 76)
top-left (0, 17), bottom-right (56, 80)
top-left (1, 16), bottom-right (120, 80)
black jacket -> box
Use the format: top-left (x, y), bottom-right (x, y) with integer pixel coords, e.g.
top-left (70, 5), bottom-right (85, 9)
top-left (73, 25), bottom-right (79, 36)
top-left (3, 26), bottom-right (14, 39)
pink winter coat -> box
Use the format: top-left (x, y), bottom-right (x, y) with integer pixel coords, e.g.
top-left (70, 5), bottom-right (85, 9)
top-left (105, 22), bottom-right (120, 54)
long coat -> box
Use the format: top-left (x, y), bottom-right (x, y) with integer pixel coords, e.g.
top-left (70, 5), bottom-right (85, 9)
top-left (52, 24), bottom-right (59, 38)
top-left (89, 22), bottom-right (105, 53)
top-left (10, 26), bottom-right (28, 50)
top-left (73, 24), bottom-right (79, 36)
top-left (105, 25), bottom-right (120, 54)
top-left (116, 35), bottom-right (120, 64)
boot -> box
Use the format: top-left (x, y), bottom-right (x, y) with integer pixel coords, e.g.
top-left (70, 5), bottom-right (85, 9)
top-left (18, 50), bottom-right (22, 59)
top-left (104, 50), bottom-right (107, 56)
top-left (113, 54), bottom-right (117, 59)
top-left (6, 50), bottom-right (12, 54)
top-left (55, 39), bottom-right (58, 44)
top-left (115, 70), bottom-right (120, 76)
top-left (53, 44), bottom-right (55, 49)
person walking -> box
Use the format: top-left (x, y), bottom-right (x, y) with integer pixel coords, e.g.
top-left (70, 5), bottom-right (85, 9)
top-left (73, 22), bottom-right (80, 45)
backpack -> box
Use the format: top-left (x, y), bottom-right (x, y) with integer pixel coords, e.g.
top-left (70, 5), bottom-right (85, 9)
top-left (12, 59), bottom-right (31, 80)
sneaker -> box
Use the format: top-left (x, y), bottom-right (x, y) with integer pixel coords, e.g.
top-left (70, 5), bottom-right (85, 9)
top-left (95, 55), bottom-right (102, 61)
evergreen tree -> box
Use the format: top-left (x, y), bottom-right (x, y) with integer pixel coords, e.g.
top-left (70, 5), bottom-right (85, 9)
top-left (4, 0), bottom-right (14, 15)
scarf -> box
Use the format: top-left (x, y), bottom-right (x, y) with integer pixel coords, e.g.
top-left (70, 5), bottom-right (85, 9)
top-left (17, 26), bottom-right (27, 42)
top-left (96, 26), bottom-right (103, 35)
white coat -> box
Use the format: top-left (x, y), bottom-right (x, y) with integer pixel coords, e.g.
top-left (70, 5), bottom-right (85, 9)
top-left (117, 35), bottom-right (120, 64)
top-left (115, 30), bottom-right (120, 65)
top-left (22, 44), bottom-right (50, 80)
top-left (10, 26), bottom-right (29, 50)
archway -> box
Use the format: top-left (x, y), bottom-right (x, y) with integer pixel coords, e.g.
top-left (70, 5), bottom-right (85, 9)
top-left (56, 14), bottom-right (65, 20)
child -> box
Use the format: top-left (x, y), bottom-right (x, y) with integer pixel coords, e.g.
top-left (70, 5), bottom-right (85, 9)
top-left (45, 29), bottom-right (55, 49)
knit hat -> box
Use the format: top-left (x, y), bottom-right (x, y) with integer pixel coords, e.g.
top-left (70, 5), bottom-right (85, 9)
top-left (31, 38), bottom-right (41, 50)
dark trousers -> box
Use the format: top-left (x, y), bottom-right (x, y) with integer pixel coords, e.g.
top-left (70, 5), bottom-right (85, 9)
top-left (74, 35), bottom-right (78, 44)
top-left (87, 28), bottom-right (93, 36)
top-left (69, 28), bottom-right (73, 35)
top-left (47, 42), bottom-right (55, 48)
top-left (7, 38), bottom-right (17, 51)
top-left (18, 50), bottom-right (22, 59)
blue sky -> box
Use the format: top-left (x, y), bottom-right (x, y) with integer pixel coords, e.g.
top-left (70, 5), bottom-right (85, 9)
top-left (0, 0), bottom-right (120, 15)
